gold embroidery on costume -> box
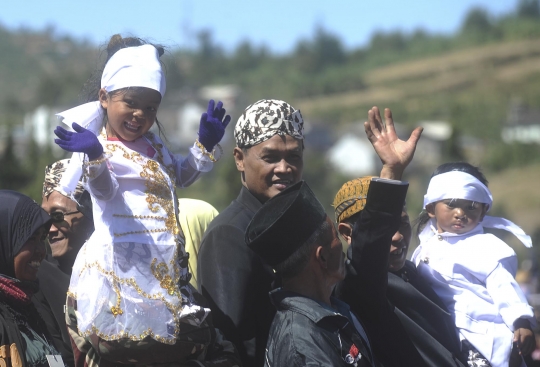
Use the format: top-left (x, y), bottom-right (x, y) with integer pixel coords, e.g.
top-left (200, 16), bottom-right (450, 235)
top-left (151, 258), bottom-right (177, 296)
top-left (106, 137), bottom-right (180, 237)
top-left (70, 260), bottom-right (182, 344)
top-left (73, 133), bottom-right (186, 343)
top-left (110, 280), bottom-right (124, 317)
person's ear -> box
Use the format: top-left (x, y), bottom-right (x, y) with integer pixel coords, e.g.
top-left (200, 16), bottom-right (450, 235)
top-left (233, 147), bottom-right (245, 171)
top-left (480, 204), bottom-right (489, 221)
top-left (338, 222), bottom-right (353, 245)
top-left (315, 245), bottom-right (328, 269)
top-left (98, 88), bottom-right (109, 109)
top-left (426, 203), bottom-right (436, 218)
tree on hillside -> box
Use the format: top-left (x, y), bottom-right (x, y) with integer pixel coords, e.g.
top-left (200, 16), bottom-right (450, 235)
top-left (462, 8), bottom-right (494, 34)
top-left (0, 134), bottom-right (32, 190)
top-left (517, 0), bottom-right (540, 18)
top-left (293, 26), bottom-right (345, 74)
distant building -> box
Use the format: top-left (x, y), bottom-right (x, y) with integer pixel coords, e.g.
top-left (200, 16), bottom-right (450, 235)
top-left (327, 124), bottom-right (378, 177)
top-left (414, 121), bottom-right (453, 168)
top-left (502, 100), bottom-right (540, 144)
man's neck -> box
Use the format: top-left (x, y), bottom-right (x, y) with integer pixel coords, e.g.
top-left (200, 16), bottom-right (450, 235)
top-left (282, 272), bottom-right (334, 306)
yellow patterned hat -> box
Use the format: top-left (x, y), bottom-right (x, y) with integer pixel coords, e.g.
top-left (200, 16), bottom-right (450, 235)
top-left (333, 176), bottom-right (375, 223)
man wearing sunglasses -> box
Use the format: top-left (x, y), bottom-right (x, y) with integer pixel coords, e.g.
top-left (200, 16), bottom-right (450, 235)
top-left (33, 159), bottom-right (95, 366)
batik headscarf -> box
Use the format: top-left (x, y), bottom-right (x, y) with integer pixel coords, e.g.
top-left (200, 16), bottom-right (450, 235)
top-left (333, 177), bottom-right (375, 223)
top-left (234, 99), bottom-right (304, 149)
top-left (42, 159), bottom-right (85, 199)
top-left (0, 190), bottom-right (52, 278)
top-left (42, 159), bottom-right (93, 219)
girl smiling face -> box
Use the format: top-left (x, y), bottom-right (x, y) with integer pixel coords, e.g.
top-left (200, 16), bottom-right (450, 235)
top-left (427, 199), bottom-right (488, 234)
top-left (99, 87), bottom-right (162, 142)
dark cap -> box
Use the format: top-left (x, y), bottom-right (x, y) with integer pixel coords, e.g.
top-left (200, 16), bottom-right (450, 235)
top-left (246, 181), bottom-right (327, 267)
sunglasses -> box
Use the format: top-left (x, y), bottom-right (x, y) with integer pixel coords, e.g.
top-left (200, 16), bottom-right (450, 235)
top-left (50, 210), bottom-right (80, 223)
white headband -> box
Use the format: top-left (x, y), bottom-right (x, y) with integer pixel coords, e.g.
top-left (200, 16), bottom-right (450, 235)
top-left (101, 44), bottom-right (166, 97)
top-left (55, 44), bottom-right (165, 197)
top-left (422, 171), bottom-right (532, 248)
top-left (423, 171), bottom-right (492, 210)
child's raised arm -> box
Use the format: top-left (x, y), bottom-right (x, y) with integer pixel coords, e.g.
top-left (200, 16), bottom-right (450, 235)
top-left (54, 123), bottom-right (118, 201)
top-left (174, 100), bottom-right (231, 188)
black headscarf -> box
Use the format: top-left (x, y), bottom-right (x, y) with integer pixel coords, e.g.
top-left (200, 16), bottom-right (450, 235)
top-left (0, 190), bottom-right (52, 278)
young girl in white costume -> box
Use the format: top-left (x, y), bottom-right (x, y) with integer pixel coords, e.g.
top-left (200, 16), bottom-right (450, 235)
top-left (412, 163), bottom-right (535, 367)
top-left (53, 35), bottom-right (236, 365)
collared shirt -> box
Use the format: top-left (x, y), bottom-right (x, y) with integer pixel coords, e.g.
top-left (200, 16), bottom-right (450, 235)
top-left (265, 289), bottom-right (375, 367)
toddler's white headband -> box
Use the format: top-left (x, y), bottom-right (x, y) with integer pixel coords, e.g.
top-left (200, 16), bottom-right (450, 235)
top-left (423, 171), bottom-right (532, 248)
top-left (55, 44), bottom-right (165, 197)
top-left (423, 171), bottom-right (492, 210)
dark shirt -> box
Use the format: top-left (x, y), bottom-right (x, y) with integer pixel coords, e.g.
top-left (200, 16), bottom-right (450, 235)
top-left (265, 289), bottom-right (375, 367)
top-left (337, 179), bottom-right (466, 367)
top-left (198, 186), bottom-right (276, 367)
top-left (34, 256), bottom-right (74, 366)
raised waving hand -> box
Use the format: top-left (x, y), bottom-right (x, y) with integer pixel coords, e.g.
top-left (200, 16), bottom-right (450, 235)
top-left (198, 100), bottom-right (231, 152)
top-left (364, 106), bottom-right (423, 180)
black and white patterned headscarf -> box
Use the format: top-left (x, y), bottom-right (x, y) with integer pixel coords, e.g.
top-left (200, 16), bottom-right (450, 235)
top-left (234, 99), bottom-right (304, 149)
top-left (42, 159), bottom-right (85, 199)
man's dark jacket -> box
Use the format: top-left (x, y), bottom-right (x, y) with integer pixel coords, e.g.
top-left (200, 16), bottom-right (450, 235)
top-left (337, 179), bottom-right (466, 367)
top-left (198, 187), bottom-right (275, 367)
top-left (265, 289), bottom-right (375, 367)
top-left (33, 256), bottom-right (74, 366)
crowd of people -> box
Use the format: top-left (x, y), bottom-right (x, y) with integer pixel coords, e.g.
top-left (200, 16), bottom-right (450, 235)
top-left (0, 34), bottom-right (538, 367)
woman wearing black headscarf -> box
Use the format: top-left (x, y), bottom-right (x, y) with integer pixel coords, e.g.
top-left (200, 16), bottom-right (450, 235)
top-left (0, 190), bottom-right (64, 367)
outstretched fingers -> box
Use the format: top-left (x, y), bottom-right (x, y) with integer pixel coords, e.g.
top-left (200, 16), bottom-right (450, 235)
top-left (54, 126), bottom-right (72, 140)
top-left (407, 126), bottom-right (424, 147)
top-left (206, 99), bottom-right (216, 117)
top-left (222, 115), bottom-right (231, 129)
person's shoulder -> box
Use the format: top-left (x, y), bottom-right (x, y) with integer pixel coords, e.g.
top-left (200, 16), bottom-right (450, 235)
top-left (204, 199), bottom-right (254, 233)
top-left (178, 198), bottom-right (218, 213)
top-left (466, 231), bottom-right (516, 259)
top-left (268, 309), bottom-right (341, 366)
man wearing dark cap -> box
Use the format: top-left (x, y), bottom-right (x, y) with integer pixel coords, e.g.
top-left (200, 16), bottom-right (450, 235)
top-left (197, 99), bottom-right (304, 366)
top-left (246, 180), bottom-right (385, 366)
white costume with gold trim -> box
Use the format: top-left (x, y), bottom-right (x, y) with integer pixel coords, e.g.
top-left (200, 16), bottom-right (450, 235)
top-left (412, 221), bottom-right (534, 367)
top-left (69, 132), bottom-right (212, 344)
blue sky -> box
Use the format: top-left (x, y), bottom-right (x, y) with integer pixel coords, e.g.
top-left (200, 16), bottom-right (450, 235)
top-left (1, 1), bottom-right (517, 53)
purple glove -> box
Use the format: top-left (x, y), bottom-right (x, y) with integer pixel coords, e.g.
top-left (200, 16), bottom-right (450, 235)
top-left (54, 123), bottom-right (104, 160)
top-left (198, 100), bottom-right (231, 151)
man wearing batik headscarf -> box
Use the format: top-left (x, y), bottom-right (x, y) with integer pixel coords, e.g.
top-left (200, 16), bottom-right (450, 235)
top-left (34, 159), bottom-right (94, 366)
top-left (198, 99), bottom-right (304, 367)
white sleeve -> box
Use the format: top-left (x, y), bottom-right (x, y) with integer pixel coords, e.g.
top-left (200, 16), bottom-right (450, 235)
top-left (83, 154), bottom-right (119, 201)
top-left (485, 256), bottom-right (535, 330)
top-left (173, 142), bottom-right (218, 188)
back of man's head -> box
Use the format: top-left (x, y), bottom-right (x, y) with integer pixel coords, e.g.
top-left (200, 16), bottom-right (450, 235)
top-left (246, 181), bottom-right (327, 279)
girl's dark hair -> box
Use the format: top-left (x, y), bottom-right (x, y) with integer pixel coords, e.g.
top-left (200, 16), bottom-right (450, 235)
top-left (80, 34), bottom-right (167, 138)
top-left (414, 162), bottom-right (489, 236)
